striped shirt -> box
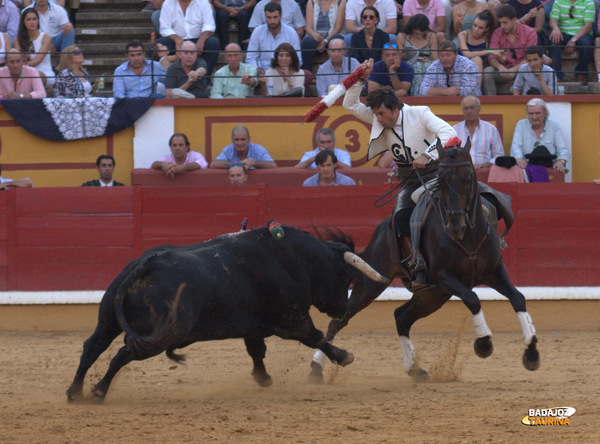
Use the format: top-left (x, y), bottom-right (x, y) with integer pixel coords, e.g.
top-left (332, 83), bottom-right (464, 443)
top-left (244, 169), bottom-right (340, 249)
top-left (419, 55), bottom-right (481, 96)
top-left (549, 0), bottom-right (595, 36)
top-left (453, 119), bottom-right (505, 165)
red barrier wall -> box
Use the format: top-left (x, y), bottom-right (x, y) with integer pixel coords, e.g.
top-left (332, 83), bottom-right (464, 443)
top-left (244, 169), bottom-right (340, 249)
top-left (0, 183), bottom-right (597, 291)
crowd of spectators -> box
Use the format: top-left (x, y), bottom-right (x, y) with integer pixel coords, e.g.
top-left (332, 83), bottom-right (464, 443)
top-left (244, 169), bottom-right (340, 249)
top-left (2, 0), bottom-right (600, 99)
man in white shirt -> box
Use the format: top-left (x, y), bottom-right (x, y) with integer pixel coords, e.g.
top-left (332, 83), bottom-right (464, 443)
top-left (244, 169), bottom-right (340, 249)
top-left (249, 0), bottom-right (305, 40)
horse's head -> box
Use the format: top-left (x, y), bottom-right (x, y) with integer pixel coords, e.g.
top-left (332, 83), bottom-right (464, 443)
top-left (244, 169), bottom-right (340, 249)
top-left (435, 137), bottom-right (476, 241)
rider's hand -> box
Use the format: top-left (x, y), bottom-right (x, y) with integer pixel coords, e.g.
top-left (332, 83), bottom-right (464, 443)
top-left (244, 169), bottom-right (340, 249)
top-left (412, 155), bottom-right (429, 169)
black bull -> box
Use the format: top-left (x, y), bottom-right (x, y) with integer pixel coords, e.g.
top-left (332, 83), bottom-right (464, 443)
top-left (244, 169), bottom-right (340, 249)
top-left (66, 225), bottom-right (388, 402)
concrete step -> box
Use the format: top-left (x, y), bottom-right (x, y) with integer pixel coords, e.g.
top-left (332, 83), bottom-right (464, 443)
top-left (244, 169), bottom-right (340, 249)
top-left (77, 11), bottom-right (153, 24)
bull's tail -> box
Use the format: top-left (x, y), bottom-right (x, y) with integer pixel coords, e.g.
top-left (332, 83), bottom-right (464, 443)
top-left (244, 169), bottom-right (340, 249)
top-left (114, 257), bottom-right (187, 361)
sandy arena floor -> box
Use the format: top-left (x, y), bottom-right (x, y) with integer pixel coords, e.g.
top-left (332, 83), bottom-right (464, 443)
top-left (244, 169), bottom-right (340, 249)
top-left (0, 299), bottom-right (598, 443)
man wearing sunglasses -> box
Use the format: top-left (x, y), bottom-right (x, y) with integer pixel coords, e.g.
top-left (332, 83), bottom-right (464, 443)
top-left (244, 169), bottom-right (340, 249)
top-left (367, 42), bottom-right (415, 97)
top-left (483, 4), bottom-right (537, 95)
top-left (548, 0), bottom-right (595, 84)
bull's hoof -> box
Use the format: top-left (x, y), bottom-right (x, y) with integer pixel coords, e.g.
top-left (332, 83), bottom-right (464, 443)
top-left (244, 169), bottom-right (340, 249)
top-left (337, 351), bottom-right (354, 367)
top-left (252, 371), bottom-right (273, 387)
top-left (307, 361), bottom-right (324, 384)
top-left (522, 337), bottom-right (540, 371)
top-left (474, 336), bottom-right (494, 359)
top-left (408, 367), bottom-right (429, 383)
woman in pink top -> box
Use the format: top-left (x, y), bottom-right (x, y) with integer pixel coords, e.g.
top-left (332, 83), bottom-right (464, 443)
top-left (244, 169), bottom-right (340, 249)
top-left (402, 0), bottom-right (447, 42)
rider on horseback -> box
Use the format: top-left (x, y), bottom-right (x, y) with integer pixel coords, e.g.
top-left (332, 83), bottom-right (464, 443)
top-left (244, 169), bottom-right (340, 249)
top-left (343, 59), bottom-right (456, 288)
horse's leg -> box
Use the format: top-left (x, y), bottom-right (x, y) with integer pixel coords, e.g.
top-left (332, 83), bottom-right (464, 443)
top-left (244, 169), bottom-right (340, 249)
top-left (244, 336), bottom-right (272, 387)
top-left (435, 273), bottom-right (494, 359)
top-left (394, 288), bottom-right (452, 381)
top-left (486, 262), bottom-right (540, 371)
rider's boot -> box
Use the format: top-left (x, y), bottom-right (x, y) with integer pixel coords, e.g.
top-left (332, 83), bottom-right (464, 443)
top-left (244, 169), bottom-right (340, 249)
top-left (399, 236), bottom-right (428, 287)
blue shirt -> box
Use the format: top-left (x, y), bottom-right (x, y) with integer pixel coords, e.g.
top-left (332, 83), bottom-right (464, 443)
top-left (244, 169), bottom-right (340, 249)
top-left (245, 23), bottom-right (302, 70)
top-left (512, 63), bottom-right (557, 95)
top-left (303, 171), bottom-right (356, 186)
top-left (419, 55), bottom-right (481, 96)
top-left (113, 59), bottom-right (166, 98)
top-left (316, 57), bottom-right (360, 97)
top-left (215, 142), bottom-right (274, 168)
top-left (299, 147), bottom-right (352, 169)
top-left (368, 59), bottom-right (415, 94)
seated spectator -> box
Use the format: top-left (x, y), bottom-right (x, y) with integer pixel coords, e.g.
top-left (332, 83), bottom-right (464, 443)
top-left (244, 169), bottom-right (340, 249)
top-left (295, 127), bottom-right (351, 168)
top-left (350, 6), bottom-right (390, 64)
top-left (457, 11), bottom-right (498, 89)
top-left (164, 40), bottom-right (208, 98)
top-left (249, 0), bottom-right (306, 40)
top-left (367, 41), bottom-right (414, 97)
top-left (302, 149), bottom-right (356, 186)
top-left (0, 48), bottom-right (46, 98)
top-left (0, 175), bottom-right (33, 188)
top-left (316, 37), bottom-right (359, 96)
top-left (210, 43), bottom-right (259, 98)
top-left (113, 41), bottom-right (166, 98)
top-left (512, 45), bottom-right (557, 95)
top-left (0, 31), bottom-right (12, 67)
top-left (54, 45), bottom-right (93, 98)
top-left (508, 0), bottom-right (545, 41)
top-left (548, 0), bottom-right (594, 84)
top-left (419, 40), bottom-right (481, 96)
top-left (81, 155), bottom-right (124, 187)
top-left (155, 0), bottom-right (220, 76)
top-left (228, 162), bottom-right (248, 185)
top-left (396, 13), bottom-right (438, 97)
top-left (451, 0), bottom-right (486, 37)
top-left (483, 5), bottom-right (537, 95)
top-left (510, 98), bottom-right (569, 172)
top-left (300, 0), bottom-right (346, 71)
top-left (150, 133), bottom-right (208, 177)
top-left (151, 41), bottom-right (178, 71)
top-left (402, 0), bottom-right (446, 42)
top-left (211, 125), bottom-right (278, 169)
top-left (246, 2), bottom-right (303, 73)
top-left (213, 0), bottom-right (255, 49)
top-left (453, 95), bottom-right (504, 169)
top-left (259, 42), bottom-right (305, 96)
top-left (0, 0), bottom-right (19, 44)
top-left (15, 8), bottom-right (54, 87)
top-left (24, 0), bottom-right (74, 52)
top-left (344, 0), bottom-right (397, 48)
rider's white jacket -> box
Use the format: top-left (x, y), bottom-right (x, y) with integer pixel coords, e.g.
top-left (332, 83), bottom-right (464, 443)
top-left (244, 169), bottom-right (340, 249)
top-left (343, 82), bottom-right (456, 164)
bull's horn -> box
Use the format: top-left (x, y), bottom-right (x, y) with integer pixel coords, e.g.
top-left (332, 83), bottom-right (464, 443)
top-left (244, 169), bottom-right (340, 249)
top-left (344, 252), bottom-right (390, 284)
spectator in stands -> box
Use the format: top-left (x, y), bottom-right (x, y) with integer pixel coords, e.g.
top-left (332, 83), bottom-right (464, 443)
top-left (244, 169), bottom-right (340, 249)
top-left (548, 0), bottom-right (594, 84)
top-left (249, 0), bottom-right (306, 40)
top-left (81, 155), bottom-right (124, 187)
top-left (302, 149), bottom-right (356, 186)
top-left (213, 0), bottom-right (255, 49)
top-left (113, 41), bottom-right (166, 98)
top-left (402, 0), bottom-right (446, 42)
top-left (155, 0), bottom-right (220, 76)
top-left (0, 48), bottom-right (46, 98)
top-left (350, 6), bottom-right (390, 64)
top-left (259, 42), bottom-right (305, 96)
top-left (508, 0), bottom-right (545, 41)
top-left (211, 125), bottom-right (278, 169)
top-left (512, 45), bottom-right (557, 95)
top-left (0, 31), bottom-right (11, 67)
top-left (453, 95), bottom-right (504, 169)
top-left (210, 43), bottom-right (258, 98)
top-left (0, 175), bottom-right (33, 189)
top-left (510, 98), bottom-right (569, 173)
top-left (344, 0), bottom-right (397, 48)
top-left (24, 0), bottom-right (74, 52)
top-left (228, 162), bottom-right (248, 185)
top-left (54, 45), bottom-right (94, 97)
top-left (151, 41), bottom-right (178, 71)
top-left (300, 0), bottom-right (346, 71)
top-left (419, 40), bottom-right (481, 96)
top-left (451, 0), bottom-right (486, 37)
top-left (15, 8), bottom-right (54, 87)
top-left (396, 13), bottom-right (438, 97)
top-left (316, 37), bottom-right (359, 96)
top-left (164, 40), bottom-right (208, 98)
top-left (0, 1), bottom-right (18, 46)
top-left (150, 132), bottom-right (208, 177)
top-left (295, 127), bottom-right (352, 168)
top-left (457, 11), bottom-right (498, 89)
top-left (482, 5), bottom-right (537, 95)
top-left (246, 2), bottom-right (302, 72)
top-left (367, 41), bottom-right (414, 97)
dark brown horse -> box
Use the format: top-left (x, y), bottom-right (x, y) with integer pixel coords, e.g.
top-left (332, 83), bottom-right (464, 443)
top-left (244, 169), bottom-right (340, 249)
top-left (309, 140), bottom-right (540, 382)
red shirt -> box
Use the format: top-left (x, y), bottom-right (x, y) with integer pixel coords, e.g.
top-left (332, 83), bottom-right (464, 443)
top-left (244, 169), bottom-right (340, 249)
top-left (489, 22), bottom-right (538, 69)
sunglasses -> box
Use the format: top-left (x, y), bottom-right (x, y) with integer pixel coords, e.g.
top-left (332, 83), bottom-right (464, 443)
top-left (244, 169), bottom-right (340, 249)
top-left (446, 73), bottom-right (451, 88)
top-left (362, 14), bottom-right (376, 20)
top-left (569, 5), bottom-right (575, 18)
top-left (509, 47), bottom-right (518, 59)
top-left (383, 42), bottom-right (398, 49)
top-left (229, 162), bottom-right (244, 168)
top-left (72, 49), bottom-right (82, 55)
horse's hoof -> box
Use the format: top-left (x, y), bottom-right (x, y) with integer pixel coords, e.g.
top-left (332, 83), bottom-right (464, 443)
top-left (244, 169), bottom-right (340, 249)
top-left (66, 385), bottom-right (82, 403)
top-left (522, 341), bottom-right (540, 371)
top-left (338, 351), bottom-right (354, 367)
top-left (408, 367), bottom-right (430, 382)
top-left (307, 361), bottom-right (324, 384)
top-left (474, 336), bottom-right (494, 359)
top-left (252, 371), bottom-right (273, 387)
top-left (91, 387), bottom-right (106, 404)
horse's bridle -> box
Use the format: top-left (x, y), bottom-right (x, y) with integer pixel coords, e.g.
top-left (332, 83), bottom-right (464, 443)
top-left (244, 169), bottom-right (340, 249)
top-left (436, 161), bottom-right (478, 230)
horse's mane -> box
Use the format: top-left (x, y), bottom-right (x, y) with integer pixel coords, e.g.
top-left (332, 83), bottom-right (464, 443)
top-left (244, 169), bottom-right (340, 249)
top-left (310, 226), bottom-right (356, 252)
